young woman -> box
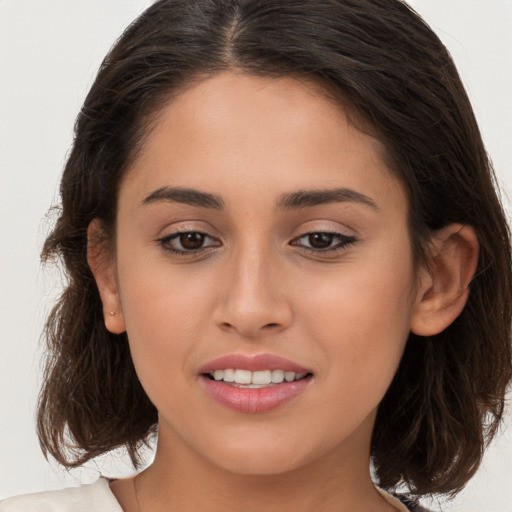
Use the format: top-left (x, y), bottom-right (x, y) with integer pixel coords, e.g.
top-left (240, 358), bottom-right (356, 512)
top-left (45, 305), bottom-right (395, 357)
top-left (2, 1), bottom-right (511, 511)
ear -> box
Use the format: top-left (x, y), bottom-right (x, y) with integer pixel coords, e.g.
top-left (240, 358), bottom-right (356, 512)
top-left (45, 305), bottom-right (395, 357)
top-left (410, 224), bottom-right (479, 336)
top-left (87, 219), bottom-right (126, 334)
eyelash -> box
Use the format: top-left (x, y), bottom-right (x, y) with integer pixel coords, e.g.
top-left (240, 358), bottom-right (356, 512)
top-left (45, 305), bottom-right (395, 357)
top-left (157, 231), bottom-right (220, 255)
top-left (290, 231), bottom-right (358, 253)
top-left (156, 230), bottom-right (358, 256)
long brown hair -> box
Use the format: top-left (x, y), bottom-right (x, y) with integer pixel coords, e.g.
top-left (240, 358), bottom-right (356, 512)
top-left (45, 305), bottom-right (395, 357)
top-left (38, 0), bottom-right (512, 497)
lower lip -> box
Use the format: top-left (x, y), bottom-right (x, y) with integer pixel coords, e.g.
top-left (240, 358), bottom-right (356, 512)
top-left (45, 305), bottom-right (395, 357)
top-left (200, 375), bottom-right (311, 413)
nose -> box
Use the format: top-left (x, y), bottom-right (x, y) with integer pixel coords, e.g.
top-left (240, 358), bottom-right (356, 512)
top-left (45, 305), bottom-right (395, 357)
top-left (213, 246), bottom-right (293, 338)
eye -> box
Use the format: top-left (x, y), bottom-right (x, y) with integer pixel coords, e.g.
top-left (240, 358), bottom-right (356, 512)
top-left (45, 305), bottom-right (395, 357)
top-left (157, 231), bottom-right (221, 255)
top-left (291, 231), bottom-right (357, 253)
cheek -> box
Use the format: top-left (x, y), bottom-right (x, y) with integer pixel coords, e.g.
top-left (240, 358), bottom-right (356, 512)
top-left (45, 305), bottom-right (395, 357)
top-left (115, 251), bottom-right (217, 385)
top-left (300, 245), bottom-right (415, 397)
top-left (302, 245), bottom-right (415, 331)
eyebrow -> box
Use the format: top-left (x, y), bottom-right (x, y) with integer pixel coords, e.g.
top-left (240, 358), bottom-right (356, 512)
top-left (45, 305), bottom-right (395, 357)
top-left (142, 185), bottom-right (377, 211)
top-left (142, 186), bottom-right (225, 209)
top-left (277, 188), bottom-right (378, 210)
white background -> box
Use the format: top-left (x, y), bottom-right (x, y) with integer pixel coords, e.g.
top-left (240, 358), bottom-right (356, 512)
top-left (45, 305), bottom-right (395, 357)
top-left (1, 1), bottom-right (511, 510)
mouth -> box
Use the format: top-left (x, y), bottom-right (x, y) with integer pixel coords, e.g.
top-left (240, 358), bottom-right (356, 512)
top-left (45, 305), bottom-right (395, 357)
top-left (199, 354), bottom-right (313, 413)
top-left (205, 369), bottom-right (312, 388)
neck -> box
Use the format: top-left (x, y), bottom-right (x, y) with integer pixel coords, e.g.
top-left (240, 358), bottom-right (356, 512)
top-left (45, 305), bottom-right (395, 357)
top-left (135, 422), bottom-right (394, 512)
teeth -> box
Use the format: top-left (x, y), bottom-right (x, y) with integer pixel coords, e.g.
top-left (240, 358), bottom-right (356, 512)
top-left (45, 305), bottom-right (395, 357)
top-left (223, 368), bottom-right (235, 382)
top-left (271, 369), bottom-right (284, 383)
top-left (234, 369), bottom-right (252, 384)
top-left (252, 370), bottom-right (272, 385)
top-left (284, 371), bottom-right (295, 382)
top-left (208, 369), bottom-right (308, 386)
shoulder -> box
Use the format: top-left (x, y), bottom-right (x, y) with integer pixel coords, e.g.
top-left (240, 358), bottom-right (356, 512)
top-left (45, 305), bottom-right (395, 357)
top-left (394, 494), bottom-right (433, 512)
top-left (0, 478), bottom-right (123, 512)
top-left (376, 486), bottom-right (433, 512)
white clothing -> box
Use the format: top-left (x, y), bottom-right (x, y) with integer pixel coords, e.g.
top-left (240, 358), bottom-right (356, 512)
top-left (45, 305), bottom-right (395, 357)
top-left (0, 478), bottom-right (122, 512)
top-left (0, 477), bottom-right (410, 511)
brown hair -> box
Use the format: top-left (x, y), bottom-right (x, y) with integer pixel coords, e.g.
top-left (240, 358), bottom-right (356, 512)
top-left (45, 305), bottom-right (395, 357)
top-left (38, 0), bottom-right (512, 497)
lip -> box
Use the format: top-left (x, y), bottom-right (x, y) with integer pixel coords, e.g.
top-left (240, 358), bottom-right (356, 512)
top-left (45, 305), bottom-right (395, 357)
top-left (198, 353), bottom-right (311, 374)
top-left (198, 353), bottom-right (313, 413)
top-left (200, 375), bottom-right (312, 413)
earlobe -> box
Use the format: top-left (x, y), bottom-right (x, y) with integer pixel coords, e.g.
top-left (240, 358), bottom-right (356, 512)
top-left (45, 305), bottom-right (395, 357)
top-left (410, 224), bottom-right (479, 337)
top-left (87, 219), bottom-right (126, 334)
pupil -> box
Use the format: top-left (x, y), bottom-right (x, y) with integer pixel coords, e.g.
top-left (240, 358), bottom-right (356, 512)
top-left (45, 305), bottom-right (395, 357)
top-left (180, 232), bottom-right (204, 249)
top-left (309, 233), bottom-right (333, 248)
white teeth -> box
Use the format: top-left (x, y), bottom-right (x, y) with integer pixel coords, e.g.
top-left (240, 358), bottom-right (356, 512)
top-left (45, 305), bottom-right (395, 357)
top-left (271, 369), bottom-right (285, 383)
top-left (223, 368), bottom-right (235, 382)
top-left (252, 370), bottom-right (272, 385)
top-left (234, 369), bottom-right (252, 384)
top-left (208, 369), bottom-right (308, 386)
top-left (284, 371), bottom-right (295, 382)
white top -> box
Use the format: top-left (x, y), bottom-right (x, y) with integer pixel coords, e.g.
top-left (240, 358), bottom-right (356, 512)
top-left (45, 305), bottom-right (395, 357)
top-left (0, 478), bottom-right (411, 512)
top-left (0, 478), bottom-right (122, 512)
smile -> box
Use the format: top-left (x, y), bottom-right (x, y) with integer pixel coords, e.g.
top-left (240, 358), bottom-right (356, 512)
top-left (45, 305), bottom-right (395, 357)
top-left (208, 369), bottom-right (308, 387)
top-left (199, 354), bottom-right (313, 412)
top-left (199, 355), bottom-right (313, 413)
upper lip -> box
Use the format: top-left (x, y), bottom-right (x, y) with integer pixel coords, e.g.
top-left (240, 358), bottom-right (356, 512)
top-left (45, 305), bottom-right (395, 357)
top-left (199, 354), bottom-right (312, 374)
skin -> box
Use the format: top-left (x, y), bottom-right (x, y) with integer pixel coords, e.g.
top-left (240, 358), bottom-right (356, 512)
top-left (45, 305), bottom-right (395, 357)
top-left (90, 72), bottom-right (479, 512)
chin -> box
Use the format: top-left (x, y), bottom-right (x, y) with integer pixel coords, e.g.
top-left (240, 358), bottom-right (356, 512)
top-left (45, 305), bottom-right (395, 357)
top-left (213, 453), bottom-right (307, 477)
top-left (200, 435), bottom-right (317, 477)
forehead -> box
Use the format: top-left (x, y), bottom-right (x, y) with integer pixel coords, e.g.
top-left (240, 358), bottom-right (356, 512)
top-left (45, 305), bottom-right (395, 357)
top-left (122, 72), bottom-right (407, 214)
top-left (144, 72), bottom-right (381, 155)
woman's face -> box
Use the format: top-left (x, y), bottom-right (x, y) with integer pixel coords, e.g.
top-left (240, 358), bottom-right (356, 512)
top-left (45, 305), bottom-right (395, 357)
top-left (111, 72), bottom-right (422, 475)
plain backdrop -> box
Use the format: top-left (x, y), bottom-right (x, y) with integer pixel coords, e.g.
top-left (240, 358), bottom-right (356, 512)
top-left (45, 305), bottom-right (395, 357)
top-left (1, 1), bottom-right (511, 510)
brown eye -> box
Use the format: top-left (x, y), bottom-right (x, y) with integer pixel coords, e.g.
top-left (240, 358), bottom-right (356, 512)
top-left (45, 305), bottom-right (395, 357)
top-left (158, 231), bottom-right (221, 255)
top-left (291, 231), bottom-right (358, 253)
top-left (308, 233), bottom-right (334, 249)
top-left (179, 232), bottom-right (206, 249)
